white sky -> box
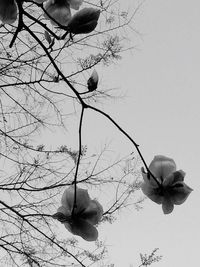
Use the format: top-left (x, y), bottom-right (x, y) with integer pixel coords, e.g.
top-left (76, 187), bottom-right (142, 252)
top-left (80, 0), bottom-right (200, 266)
top-left (0, 0), bottom-right (199, 266)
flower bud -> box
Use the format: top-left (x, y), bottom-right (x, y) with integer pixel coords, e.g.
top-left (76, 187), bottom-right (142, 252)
top-left (44, 0), bottom-right (71, 26)
top-left (0, 0), bottom-right (18, 24)
top-left (67, 7), bottom-right (100, 34)
top-left (44, 30), bottom-right (52, 44)
top-left (87, 69), bottom-right (99, 91)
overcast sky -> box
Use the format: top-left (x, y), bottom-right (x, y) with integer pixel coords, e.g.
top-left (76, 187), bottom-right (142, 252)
top-left (1, 0), bottom-right (199, 266)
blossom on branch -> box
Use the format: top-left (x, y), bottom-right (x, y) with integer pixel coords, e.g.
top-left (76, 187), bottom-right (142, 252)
top-left (0, 0), bottom-right (18, 24)
top-left (87, 69), bottom-right (99, 91)
top-left (141, 155), bottom-right (193, 214)
top-left (67, 7), bottom-right (100, 34)
top-left (53, 186), bottom-right (103, 241)
top-left (44, 0), bottom-right (71, 26)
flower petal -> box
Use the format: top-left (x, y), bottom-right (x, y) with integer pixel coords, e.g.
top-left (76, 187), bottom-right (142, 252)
top-left (149, 155), bottom-right (176, 182)
top-left (56, 205), bottom-right (71, 217)
top-left (67, 8), bottom-right (100, 34)
top-left (162, 197), bottom-right (174, 214)
top-left (141, 167), bottom-right (159, 188)
top-left (52, 212), bottom-right (70, 223)
top-left (61, 186), bottom-right (91, 214)
top-left (81, 199), bottom-right (103, 225)
top-left (173, 170), bottom-right (185, 182)
top-left (64, 219), bottom-right (98, 241)
top-left (68, 0), bottom-right (83, 10)
top-left (0, 0), bottom-right (18, 24)
top-left (163, 170), bottom-right (186, 187)
top-left (44, 0), bottom-right (71, 26)
top-left (169, 182), bottom-right (193, 205)
top-left (63, 221), bottom-right (73, 233)
top-left (141, 182), bottom-right (163, 204)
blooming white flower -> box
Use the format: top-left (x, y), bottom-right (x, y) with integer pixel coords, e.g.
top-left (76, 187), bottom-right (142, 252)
top-left (0, 0), bottom-right (18, 24)
top-left (68, 0), bottom-right (83, 10)
top-left (53, 186), bottom-right (103, 241)
top-left (67, 7), bottom-right (100, 34)
top-left (44, 0), bottom-right (71, 26)
top-left (87, 69), bottom-right (99, 91)
top-left (141, 155), bottom-right (193, 214)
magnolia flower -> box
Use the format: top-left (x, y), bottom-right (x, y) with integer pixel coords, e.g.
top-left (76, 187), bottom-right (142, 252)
top-left (0, 0), bottom-right (18, 24)
top-left (53, 186), bottom-right (103, 241)
top-left (44, 0), bottom-right (71, 26)
top-left (67, 7), bottom-right (100, 34)
top-left (68, 0), bottom-right (83, 10)
top-left (141, 155), bottom-right (193, 214)
top-left (87, 69), bottom-right (99, 91)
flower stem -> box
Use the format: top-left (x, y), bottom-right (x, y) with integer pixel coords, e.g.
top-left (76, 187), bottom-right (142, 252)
top-left (72, 106), bottom-right (85, 216)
